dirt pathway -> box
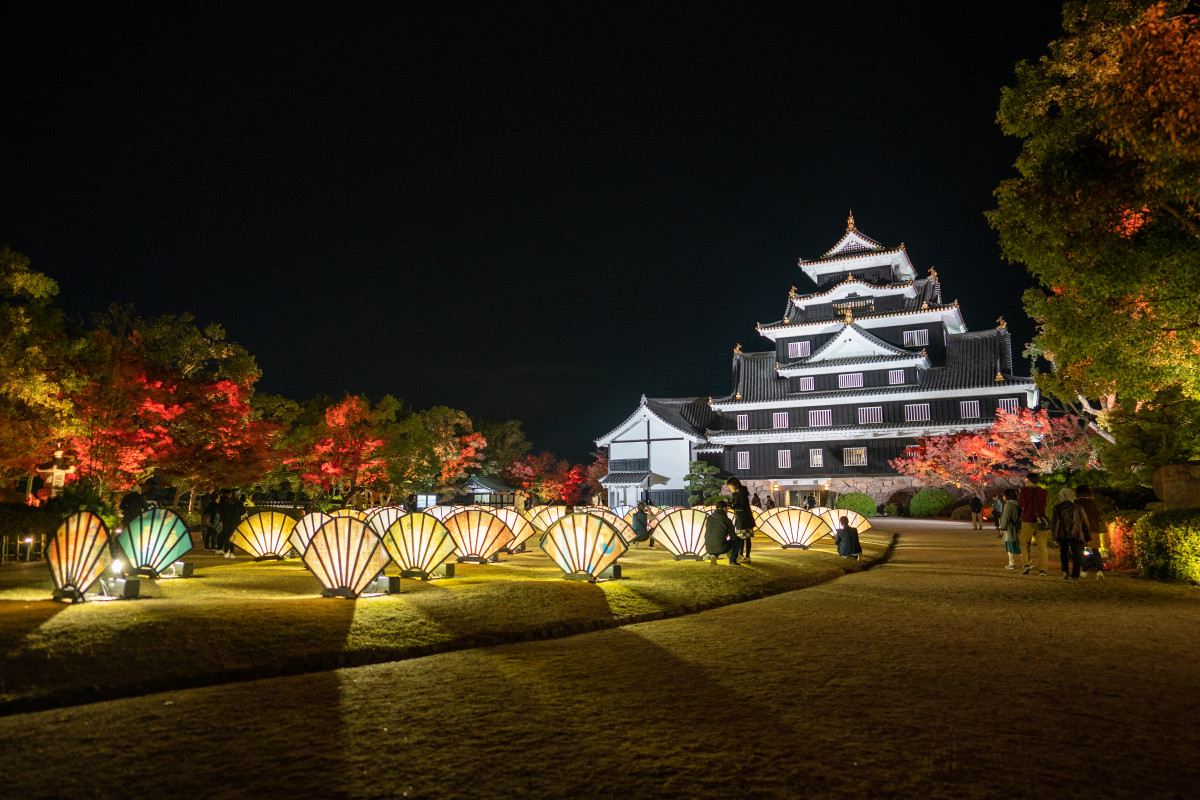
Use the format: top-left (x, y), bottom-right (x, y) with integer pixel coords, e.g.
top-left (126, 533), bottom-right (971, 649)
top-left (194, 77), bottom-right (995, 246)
top-left (2, 519), bottom-right (1197, 799)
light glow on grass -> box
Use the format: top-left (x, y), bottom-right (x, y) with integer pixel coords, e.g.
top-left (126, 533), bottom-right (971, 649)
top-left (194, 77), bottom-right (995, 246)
top-left (114, 508), bottom-right (192, 577)
top-left (232, 511), bottom-right (297, 560)
top-left (46, 512), bottom-right (112, 602)
top-left (302, 516), bottom-right (389, 598)
top-left (540, 513), bottom-right (626, 581)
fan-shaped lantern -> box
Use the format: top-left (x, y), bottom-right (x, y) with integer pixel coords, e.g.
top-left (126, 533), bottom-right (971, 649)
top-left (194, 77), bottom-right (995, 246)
top-left (610, 504), bottom-right (634, 521)
top-left (488, 507), bottom-right (538, 552)
top-left (810, 506), bottom-right (832, 516)
top-left (329, 508), bottom-right (367, 520)
top-left (382, 512), bottom-right (457, 579)
top-left (820, 508), bottom-right (872, 533)
top-left (114, 508), bottom-right (192, 577)
top-left (366, 506), bottom-right (406, 538)
top-left (290, 511), bottom-right (333, 556)
top-left (527, 505), bottom-right (570, 533)
top-left (231, 511), bottom-right (297, 560)
top-left (443, 507), bottom-right (514, 563)
top-left (302, 516), bottom-right (389, 598)
top-left (758, 508), bottom-right (833, 549)
top-left (541, 513), bottom-right (627, 581)
top-left (46, 512), bottom-right (112, 602)
top-left (653, 509), bottom-right (711, 560)
top-left (423, 505), bottom-right (458, 521)
top-left (584, 507), bottom-right (635, 544)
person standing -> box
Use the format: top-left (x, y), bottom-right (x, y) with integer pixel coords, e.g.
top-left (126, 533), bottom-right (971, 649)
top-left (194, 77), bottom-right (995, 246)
top-left (118, 484), bottom-right (149, 528)
top-left (217, 490), bottom-right (242, 559)
top-left (992, 495), bottom-right (1003, 530)
top-left (704, 499), bottom-right (738, 565)
top-left (726, 477), bottom-right (755, 564)
top-left (751, 492), bottom-right (762, 509)
top-left (804, 494), bottom-right (816, 510)
top-left (834, 515), bottom-right (862, 561)
top-left (998, 488), bottom-right (1022, 570)
top-left (1050, 487), bottom-right (1090, 581)
top-left (1017, 475), bottom-right (1050, 575)
top-left (201, 491), bottom-right (223, 552)
top-left (1073, 485), bottom-right (1105, 579)
top-left (969, 495), bottom-right (983, 530)
top-left (765, 495), bottom-right (776, 510)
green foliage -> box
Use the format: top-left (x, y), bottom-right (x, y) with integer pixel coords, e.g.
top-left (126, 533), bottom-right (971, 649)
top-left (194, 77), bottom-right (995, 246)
top-left (684, 461), bottom-right (724, 506)
top-left (1098, 389), bottom-right (1200, 487)
top-left (1105, 509), bottom-right (1148, 569)
top-left (1130, 507), bottom-right (1200, 581)
top-left (477, 420), bottom-right (531, 476)
top-left (833, 492), bottom-right (876, 518)
top-left (950, 505), bottom-right (974, 521)
top-left (45, 479), bottom-right (118, 530)
top-left (882, 503), bottom-right (900, 517)
top-left (909, 488), bottom-right (958, 518)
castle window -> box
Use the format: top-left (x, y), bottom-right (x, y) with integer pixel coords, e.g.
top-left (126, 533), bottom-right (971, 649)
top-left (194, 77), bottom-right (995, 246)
top-left (809, 449), bottom-right (824, 468)
top-left (998, 397), bottom-right (1021, 413)
top-left (904, 403), bottom-right (930, 422)
top-left (844, 447), bottom-right (867, 467)
top-left (809, 409), bottom-right (832, 427)
top-left (787, 341), bottom-right (810, 359)
top-left (737, 451), bottom-right (750, 470)
top-left (777, 449), bottom-right (791, 469)
top-left (960, 400), bottom-right (980, 419)
top-left (838, 373), bottom-right (864, 389)
top-left (888, 369), bottom-right (905, 384)
top-left (798, 376), bottom-right (815, 392)
top-left (858, 406), bottom-right (883, 424)
top-left (903, 329), bottom-right (929, 347)
top-left (772, 411), bottom-right (789, 429)
top-left (736, 414), bottom-right (748, 431)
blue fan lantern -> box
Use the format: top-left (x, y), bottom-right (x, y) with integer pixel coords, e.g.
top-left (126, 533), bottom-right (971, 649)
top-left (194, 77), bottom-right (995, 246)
top-left (115, 508), bottom-right (193, 578)
top-left (47, 512), bottom-right (113, 602)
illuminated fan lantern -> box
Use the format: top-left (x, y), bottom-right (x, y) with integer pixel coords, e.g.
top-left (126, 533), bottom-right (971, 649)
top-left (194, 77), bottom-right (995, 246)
top-left (443, 507), bottom-right (514, 563)
top-left (231, 511), bottom-right (297, 560)
top-left (382, 512), bottom-right (457, 580)
top-left (652, 509), bottom-right (711, 560)
top-left (810, 506), bottom-right (832, 516)
top-left (585, 507), bottom-right (635, 544)
top-left (114, 508), bottom-right (193, 578)
top-left (541, 513), bottom-right (627, 582)
top-left (302, 516), bottom-right (389, 598)
top-left (366, 506), bottom-right (406, 538)
top-left (758, 508), bottom-right (833, 549)
top-left (819, 508), bottom-right (872, 533)
top-left (423, 505), bottom-right (458, 521)
top-left (290, 511), bottom-right (332, 555)
top-left (330, 508), bottom-right (368, 520)
top-left (646, 506), bottom-right (676, 531)
top-left (528, 505), bottom-right (569, 533)
top-left (610, 504), bottom-right (634, 521)
top-left (46, 512), bottom-right (112, 603)
top-left (489, 507), bottom-right (538, 552)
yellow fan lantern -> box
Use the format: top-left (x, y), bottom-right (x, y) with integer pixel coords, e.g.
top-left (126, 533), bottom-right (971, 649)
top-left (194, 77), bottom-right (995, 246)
top-left (47, 512), bottom-right (112, 603)
top-left (382, 512), bottom-right (457, 580)
top-left (652, 508), bottom-right (711, 560)
top-left (231, 511), bottom-right (297, 560)
top-left (757, 508), bottom-right (833, 549)
top-left (488, 507), bottom-right (538, 552)
top-left (302, 516), bottom-right (389, 598)
top-left (541, 513), bottom-right (626, 581)
top-left (443, 507), bottom-right (514, 563)
top-left (820, 508), bottom-right (872, 533)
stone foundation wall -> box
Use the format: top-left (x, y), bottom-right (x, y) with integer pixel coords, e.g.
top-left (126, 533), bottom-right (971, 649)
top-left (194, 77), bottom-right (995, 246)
top-left (744, 476), bottom-right (1025, 509)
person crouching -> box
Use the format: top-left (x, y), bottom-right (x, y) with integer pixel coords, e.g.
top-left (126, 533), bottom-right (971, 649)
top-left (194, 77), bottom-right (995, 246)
top-left (704, 500), bottom-right (739, 565)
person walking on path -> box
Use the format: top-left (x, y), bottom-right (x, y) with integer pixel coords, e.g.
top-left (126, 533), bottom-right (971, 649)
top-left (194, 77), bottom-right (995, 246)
top-left (726, 477), bottom-right (755, 564)
top-left (704, 500), bottom-right (738, 565)
top-left (201, 491), bottom-right (223, 552)
top-left (998, 488), bottom-right (1022, 570)
top-left (834, 515), bottom-right (862, 561)
top-left (1017, 475), bottom-right (1049, 575)
top-left (969, 495), bottom-right (983, 530)
top-left (1050, 487), bottom-right (1091, 581)
top-left (1074, 485), bottom-right (1105, 579)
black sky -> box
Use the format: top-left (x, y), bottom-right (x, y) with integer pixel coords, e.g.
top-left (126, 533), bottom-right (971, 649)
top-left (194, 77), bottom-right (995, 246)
top-left (3, 2), bottom-right (1065, 463)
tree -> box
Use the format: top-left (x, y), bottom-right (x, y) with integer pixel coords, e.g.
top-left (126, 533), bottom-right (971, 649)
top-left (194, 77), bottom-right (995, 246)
top-left (988, 1), bottom-right (1200, 443)
top-left (289, 395), bottom-right (395, 498)
top-left (477, 419), bottom-right (531, 476)
top-left (684, 460), bottom-right (724, 506)
top-left (584, 452), bottom-right (608, 503)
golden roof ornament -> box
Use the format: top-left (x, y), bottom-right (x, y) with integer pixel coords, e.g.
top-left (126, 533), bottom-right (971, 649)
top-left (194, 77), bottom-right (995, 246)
top-left (921, 300), bottom-right (929, 310)
top-left (733, 343), bottom-right (742, 354)
top-left (847, 211), bottom-right (856, 231)
top-left (734, 391), bottom-right (742, 401)
top-left (789, 285), bottom-right (797, 297)
top-left (996, 316), bottom-right (1007, 329)
top-left (995, 372), bottom-right (1005, 382)
top-left (928, 267), bottom-right (938, 279)
top-left (843, 307), bottom-right (854, 324)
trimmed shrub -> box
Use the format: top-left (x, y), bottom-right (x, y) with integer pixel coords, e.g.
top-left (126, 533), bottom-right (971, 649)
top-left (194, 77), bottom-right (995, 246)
top-left (909, 488), bottom-right (957, 518)
top-left (882, 503), bottom-right (899, 517)
top-left (1130, 509), bottom-right (1200, 581)
top-left (1103, 510), bottom-right (1147, 570)
top-left (950, 505), bottom-right (974, 521)
top-left (834, 492), bottom-right (876, 518)
top-left (885, 489), bottom-right (914, 514)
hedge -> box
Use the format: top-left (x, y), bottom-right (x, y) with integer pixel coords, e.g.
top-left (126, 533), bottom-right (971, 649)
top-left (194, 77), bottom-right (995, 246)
top-left (1130, 508), bottom-right (1200, 582)
top-left (909, 488), bottom-right (957, 518)
top-left (834, 492), bottom-right (876, 518)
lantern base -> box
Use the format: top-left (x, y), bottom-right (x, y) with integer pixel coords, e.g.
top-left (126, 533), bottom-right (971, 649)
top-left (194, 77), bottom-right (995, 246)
top-left (781, 544), bottom-right (811, 550)
top-left (673, 554), bottom-right (705, 561)
top-left (99, 577), bottom-right (141, 599)
top-left (52, 587), bottom-right (86, 603)
top-left (401, 563), bottom-right (455, 581)
top-left (321, 587), bottom-right (358, 599)
top-left (365, 575), bottom-right (402, 594)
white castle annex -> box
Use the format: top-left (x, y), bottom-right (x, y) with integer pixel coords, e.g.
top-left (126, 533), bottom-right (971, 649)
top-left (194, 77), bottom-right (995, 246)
top-left (595, 216), bottom-right (1039, 507)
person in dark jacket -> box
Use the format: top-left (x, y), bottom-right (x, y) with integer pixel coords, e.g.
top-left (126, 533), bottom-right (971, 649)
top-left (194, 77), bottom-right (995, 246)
top-left (217, 490), bottom-right (243, 559)
top-left (1050, 487), bottom-right (1091, 581)
top-left (201, 491), bottom-right (223, 551)
top-left (765, 496), bottom-right (776, 510)
top-left (751, 493), bottom-right (762, 509)
top-left (969, 495), bottom-right (983, 530)
top-left (834, 516), bottom-right (862, 560)
top-left (119, 484), bottom-right (150, 528)
top-left (704, 500), bottom-right (738, 565)
top-left (629, 502), bottom-right (652, 547)
top-left (1074, 485), bottom-right (1104, 579)
top-left (725, 477), bottom-right (755, 564)
top-left (998, 488), bottom-right (1022, 570)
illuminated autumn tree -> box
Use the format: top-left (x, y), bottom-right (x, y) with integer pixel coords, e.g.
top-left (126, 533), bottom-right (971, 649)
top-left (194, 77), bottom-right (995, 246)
top-left (291, 395), bottom-right (395, 498)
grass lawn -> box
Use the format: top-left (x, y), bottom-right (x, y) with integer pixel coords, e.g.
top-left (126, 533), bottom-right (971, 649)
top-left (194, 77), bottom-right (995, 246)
top-left (0, 529), bottom-right (891, 714)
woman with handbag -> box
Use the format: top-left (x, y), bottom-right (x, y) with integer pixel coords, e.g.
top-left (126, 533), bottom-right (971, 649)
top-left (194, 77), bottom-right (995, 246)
top-left (997, 488), bottom-right (1022, 570)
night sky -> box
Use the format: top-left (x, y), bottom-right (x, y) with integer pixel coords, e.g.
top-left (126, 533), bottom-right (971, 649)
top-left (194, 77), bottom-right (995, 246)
top-left (3, 3), bottom-right (1065, 463)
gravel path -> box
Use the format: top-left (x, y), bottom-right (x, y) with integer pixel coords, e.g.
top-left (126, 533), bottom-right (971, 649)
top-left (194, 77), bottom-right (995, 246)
top-left (2, 519), bottom-right (1197, 799)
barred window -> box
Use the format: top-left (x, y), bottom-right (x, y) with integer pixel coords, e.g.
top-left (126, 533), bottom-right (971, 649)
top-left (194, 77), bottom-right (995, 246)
top-left (858, 406), bottom-right (883, 424)
top-left (787, 340), bottom-right (810, 359)
top-left (888, 369), bottom-right (905, 384)
top-left (838, 373), bottom-right (864, 389)
top-left (736, 414), bottom-right (749, 431)
top-left (903, 329), bottom-right (929, 347)
top-left (798, 376), bottom-right (815, 392)
top-left (737, 451), bottom-right (750, 470)
top-left (777, 449), bottom-right (791, 469)
top-left (960, 400), bottom-right (980, 419)
top-left (998, 397), bottom-right (1021, 413)
top-left (772, 411), bottom-right (789, 429)
top-left (904, 403), bottom-right (931, 422)
top-left (809, 448), bottom-right (824, 468)
top-left (809, 409), bottom-right (832, 427)
top-left (844, 447), bottom-right (867, 467)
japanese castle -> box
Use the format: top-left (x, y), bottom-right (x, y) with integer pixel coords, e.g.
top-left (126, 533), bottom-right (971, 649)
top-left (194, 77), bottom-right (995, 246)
top-left (596, 216), bottom-right (1038, 507)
